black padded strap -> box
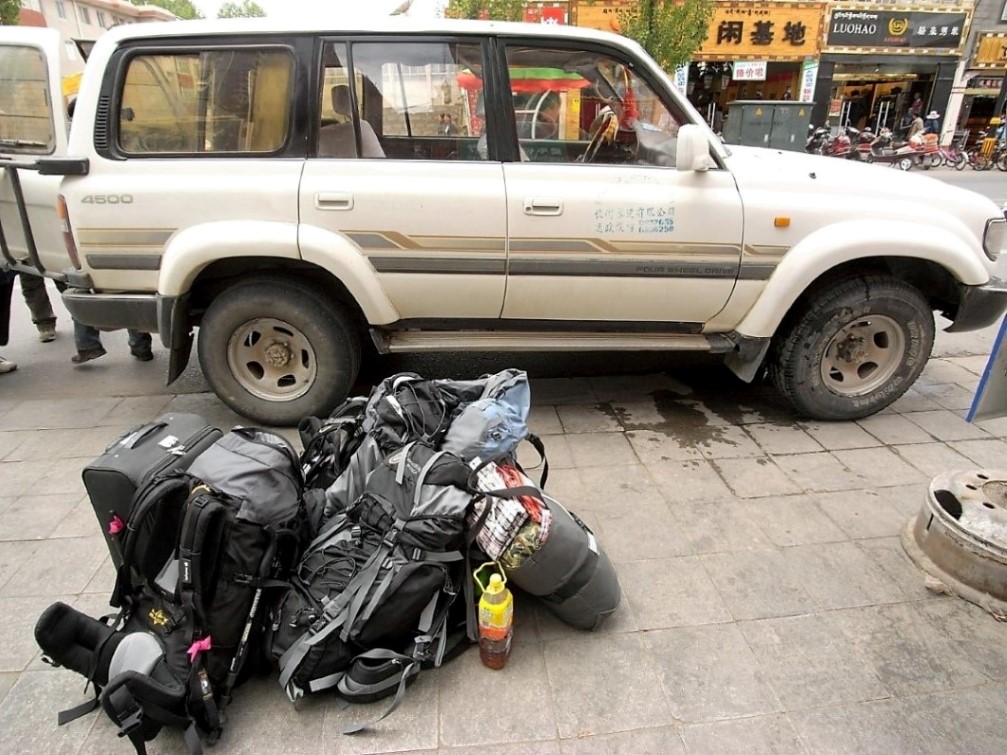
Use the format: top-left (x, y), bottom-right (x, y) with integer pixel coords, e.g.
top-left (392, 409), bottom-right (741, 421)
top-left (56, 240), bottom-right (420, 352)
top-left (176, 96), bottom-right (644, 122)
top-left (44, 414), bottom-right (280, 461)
top-left (57, 696), bottom-right (100, 726)
top-left (177, 492), bottom-right (228, 639)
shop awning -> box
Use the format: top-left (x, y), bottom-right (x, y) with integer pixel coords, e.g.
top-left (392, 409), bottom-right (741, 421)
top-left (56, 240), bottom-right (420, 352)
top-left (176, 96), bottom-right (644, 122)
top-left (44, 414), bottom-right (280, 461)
top-left (458, 67), bottom-right (591, 93)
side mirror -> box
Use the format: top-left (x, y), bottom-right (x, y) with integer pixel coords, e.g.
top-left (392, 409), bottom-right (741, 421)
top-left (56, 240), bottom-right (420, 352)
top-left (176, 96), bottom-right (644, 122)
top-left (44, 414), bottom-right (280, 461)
top-left (676, 124), bottom-right (714, 172)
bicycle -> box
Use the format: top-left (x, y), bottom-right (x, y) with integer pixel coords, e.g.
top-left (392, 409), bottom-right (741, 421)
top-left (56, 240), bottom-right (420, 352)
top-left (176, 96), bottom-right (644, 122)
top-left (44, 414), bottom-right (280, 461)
top-left (938, 130), bottom-right (969, 170)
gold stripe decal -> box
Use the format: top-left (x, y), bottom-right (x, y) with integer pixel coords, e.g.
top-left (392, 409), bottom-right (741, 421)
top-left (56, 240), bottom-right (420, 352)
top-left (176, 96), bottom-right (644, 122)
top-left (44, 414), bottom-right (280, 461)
top-left (77, 228), bottom-right (174, 248)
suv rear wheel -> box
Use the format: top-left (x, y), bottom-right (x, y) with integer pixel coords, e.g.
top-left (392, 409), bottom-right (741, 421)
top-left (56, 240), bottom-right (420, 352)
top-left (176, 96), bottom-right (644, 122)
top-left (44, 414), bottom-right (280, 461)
top-left (769, 276), bottom-right (934, 421)
top-left (197, 277), bottom-right (360, 426)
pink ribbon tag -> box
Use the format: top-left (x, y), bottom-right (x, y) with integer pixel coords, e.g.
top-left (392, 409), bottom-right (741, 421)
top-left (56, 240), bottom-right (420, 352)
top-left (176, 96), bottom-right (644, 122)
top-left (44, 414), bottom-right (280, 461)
top-left (108, 515), bottom-right (125, 535)
top-left (187, 636), bottom-right (212, 663)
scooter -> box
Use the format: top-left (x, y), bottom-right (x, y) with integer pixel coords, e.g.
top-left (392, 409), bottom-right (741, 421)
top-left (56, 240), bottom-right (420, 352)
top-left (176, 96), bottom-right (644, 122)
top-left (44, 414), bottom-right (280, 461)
top-left (845, 126), bottom-right (876, 162)
top-left (865, 128), bottom-right (932, 170)
top-left (821, 127), bottom-right (852, 158)
top-left (806, 124), bottom-right (830, 154)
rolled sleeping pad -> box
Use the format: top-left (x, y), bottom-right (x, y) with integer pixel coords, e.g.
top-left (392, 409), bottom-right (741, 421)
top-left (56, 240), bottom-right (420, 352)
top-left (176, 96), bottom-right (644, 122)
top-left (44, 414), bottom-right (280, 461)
top-left (504, 495), bottom-right (620, 631)
top-left (34, 601), bottom-right (126, 686)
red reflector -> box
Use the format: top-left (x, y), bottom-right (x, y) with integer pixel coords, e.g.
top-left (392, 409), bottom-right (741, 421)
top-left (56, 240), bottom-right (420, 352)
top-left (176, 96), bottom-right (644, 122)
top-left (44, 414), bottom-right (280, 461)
top-left (57, 195), bottom-right (81, 270)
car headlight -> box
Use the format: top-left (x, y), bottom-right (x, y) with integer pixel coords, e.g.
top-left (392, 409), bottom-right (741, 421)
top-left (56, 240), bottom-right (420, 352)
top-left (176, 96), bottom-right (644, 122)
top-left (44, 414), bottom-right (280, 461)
top-left (983, 217), bottom-right (1007, 261)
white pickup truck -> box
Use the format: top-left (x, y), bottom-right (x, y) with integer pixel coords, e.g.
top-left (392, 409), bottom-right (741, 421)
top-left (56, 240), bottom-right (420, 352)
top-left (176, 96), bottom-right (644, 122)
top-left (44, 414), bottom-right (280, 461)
top-left (2, 20), bottom-right (1006, 426)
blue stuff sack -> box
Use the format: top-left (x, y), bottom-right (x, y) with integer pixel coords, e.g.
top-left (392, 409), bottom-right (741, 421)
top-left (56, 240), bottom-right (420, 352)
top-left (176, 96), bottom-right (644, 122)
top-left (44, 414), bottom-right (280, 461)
top-left (441, 369), bottom-right (530, 461)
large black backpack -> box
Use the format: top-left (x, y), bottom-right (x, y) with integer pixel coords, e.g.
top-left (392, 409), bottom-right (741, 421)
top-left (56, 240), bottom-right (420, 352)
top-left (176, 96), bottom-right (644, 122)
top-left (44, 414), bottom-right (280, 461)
top-left (35, 428), bottom-right (304, 754)
top-left (273, 442), bottom-right (475, 731)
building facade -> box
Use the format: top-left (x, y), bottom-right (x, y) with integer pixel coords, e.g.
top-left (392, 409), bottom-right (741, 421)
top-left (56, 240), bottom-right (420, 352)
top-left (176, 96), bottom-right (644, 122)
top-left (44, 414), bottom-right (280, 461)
top-left (942, 0), bottom-right (1007, 143)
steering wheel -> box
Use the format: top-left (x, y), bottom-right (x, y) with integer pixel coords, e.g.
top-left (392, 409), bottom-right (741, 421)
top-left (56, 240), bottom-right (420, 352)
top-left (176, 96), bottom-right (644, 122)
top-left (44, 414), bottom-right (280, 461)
top-left (581, 109), bottom-right (618, 163)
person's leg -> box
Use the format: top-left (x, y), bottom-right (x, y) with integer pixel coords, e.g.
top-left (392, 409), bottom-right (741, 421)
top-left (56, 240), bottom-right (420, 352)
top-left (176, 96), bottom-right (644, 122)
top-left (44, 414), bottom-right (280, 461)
top-left (18, 274), bottom-right (57, 341)
top-left (127, 330), bottom-right (154, 361)
top-left (70, 322), bottom-right (106, 363)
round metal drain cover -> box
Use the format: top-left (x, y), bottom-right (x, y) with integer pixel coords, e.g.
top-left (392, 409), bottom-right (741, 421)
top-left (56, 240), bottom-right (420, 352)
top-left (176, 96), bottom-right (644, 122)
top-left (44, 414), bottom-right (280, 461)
top-left (902, 469), bottom-right (1007, 615)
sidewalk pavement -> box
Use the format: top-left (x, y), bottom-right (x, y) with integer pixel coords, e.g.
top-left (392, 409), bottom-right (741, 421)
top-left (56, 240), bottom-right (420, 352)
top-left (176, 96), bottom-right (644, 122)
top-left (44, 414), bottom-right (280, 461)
top-left (2, 323), bottom-right (1007, 754)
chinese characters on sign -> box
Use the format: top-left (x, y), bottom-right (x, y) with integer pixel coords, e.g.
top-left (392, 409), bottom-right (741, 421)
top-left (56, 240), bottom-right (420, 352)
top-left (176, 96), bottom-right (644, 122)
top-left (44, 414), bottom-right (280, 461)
top-left (825, 10), bottom-right (966, 50)
top-left (733, 61), bottom-right (768, 81)
top-left (696, 3), bottom-right (825, 62)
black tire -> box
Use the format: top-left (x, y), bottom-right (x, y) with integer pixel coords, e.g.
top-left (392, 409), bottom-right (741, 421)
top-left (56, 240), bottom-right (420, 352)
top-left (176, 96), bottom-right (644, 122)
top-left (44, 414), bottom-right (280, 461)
top-left (768, 276), bottom-right (934, 421)
top-left (197, 277), bottom-right (361, 426)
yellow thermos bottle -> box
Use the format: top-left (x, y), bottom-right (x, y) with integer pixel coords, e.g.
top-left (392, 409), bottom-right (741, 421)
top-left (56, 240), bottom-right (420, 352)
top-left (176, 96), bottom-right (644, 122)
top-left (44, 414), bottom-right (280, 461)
top-left (475, 566), bottom-right (513, 670)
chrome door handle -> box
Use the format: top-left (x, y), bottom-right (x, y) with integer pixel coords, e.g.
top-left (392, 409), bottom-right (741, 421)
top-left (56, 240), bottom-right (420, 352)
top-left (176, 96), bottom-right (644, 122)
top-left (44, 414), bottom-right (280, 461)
top-left (523, 198), bottom-right (563, 216)
top-left (315, 192), bottom-right (354, 210)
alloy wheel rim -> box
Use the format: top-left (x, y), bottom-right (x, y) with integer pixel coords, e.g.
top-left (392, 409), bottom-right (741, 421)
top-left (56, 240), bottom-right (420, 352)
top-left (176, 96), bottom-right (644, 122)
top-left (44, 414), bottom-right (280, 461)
top-left (226, 317), bottom-right (316, 402)
top-left (820, 314), bottom-right (906, 396)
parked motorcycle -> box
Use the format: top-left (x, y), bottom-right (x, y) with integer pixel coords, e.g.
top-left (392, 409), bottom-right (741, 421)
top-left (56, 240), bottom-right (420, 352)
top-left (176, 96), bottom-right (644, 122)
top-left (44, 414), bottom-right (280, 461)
top-left (845, 126), bottom-right (876, 162)
top-left (806, 124), bottom-right (830, 154)
top-left (865, 128), bottom-right (936, 170)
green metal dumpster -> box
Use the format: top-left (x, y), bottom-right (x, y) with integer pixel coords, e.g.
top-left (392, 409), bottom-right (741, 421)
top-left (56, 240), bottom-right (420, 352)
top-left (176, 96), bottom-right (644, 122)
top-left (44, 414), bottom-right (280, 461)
top-left (722, 100), bottom-right (814, 152)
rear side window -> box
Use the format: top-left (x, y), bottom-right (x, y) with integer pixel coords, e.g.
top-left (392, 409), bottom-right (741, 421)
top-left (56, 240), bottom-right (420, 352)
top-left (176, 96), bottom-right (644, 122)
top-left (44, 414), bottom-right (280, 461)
top-left (118, 48), bottom-right (294, 155)
top-left (0, 44), bottom-right (56, 155)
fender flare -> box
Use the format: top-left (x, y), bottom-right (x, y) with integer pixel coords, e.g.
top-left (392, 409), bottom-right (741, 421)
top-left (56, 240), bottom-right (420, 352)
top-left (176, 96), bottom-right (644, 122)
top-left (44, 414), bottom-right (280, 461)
top-left (158, 220), bottom-right (398, 324)
top-left (734, 218), bottom-right (991, 340)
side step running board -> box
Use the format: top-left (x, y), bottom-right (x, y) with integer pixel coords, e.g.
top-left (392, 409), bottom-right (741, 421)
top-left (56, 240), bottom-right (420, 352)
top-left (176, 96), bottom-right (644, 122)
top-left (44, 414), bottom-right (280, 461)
top-left (372, 330), bottom-right (735, 354)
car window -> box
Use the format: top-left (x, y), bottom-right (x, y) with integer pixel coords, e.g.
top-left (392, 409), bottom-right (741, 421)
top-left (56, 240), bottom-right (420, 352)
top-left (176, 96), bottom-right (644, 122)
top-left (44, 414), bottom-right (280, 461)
top-left (0, 44), bottom-right (56, 155)
top-left (503, 45), bottom-right (685, 167)
top-left (118, 48), bottom-right (294, 155)
top-left (332, 40), bottom-right (487, 161)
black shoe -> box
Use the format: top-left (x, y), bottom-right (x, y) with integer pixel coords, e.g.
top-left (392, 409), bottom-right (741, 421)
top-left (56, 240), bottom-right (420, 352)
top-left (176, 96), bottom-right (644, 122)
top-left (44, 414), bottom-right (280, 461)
top-left (130, 347), bottom-right (154, 362)
top-left (71, 347), bottom-right (107, 364)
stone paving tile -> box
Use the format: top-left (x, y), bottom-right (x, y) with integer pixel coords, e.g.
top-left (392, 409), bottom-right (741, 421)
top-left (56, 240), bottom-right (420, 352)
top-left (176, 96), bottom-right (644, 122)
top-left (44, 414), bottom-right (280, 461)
top-left (831, 602), bottom-right (989, 696)
top-left (699, 550), bottom-right (816, 621)
top-left (567, 463), bottom-right (670, 512)
top-left (625, 429), bottom-right (703, 463)
top-left (0, 536), bottom-right (106, 598)
top-left (891, 441), bottom-right (976, 477)
top-left (444, 742), bottom-right (559, 755)
top-left (327, 673), bottom-right (439, 753)
top-left (920, 358), bottom-right (982, 386)
top-left (667, 498), bottom-right (773, 555)
top-left (439, 645), bottom-right (555, 747)
top-left (83, 554), bottom-right (117, 595)
top-left (0, 459), bottom-right (57, 499)
top-left (815, 486), bottom-right (921, 540)
top-left (772, 452), bottom-right (862, 493)
top-left (744, 423), bottom-right (823, 455)
top-left (2, 426), bottom-right (120, 463)
top-left (912, 382), bottom-right (978, 412)
top-left (798, 421), bottom-right (882, 450)
top-left (645, 623), bottom-right (782, 723)
top-left (558, 726), bottom-right (685, 755)
top-left (594, 505), bottom-right (692, 563)
top-left (0, 672), bottom-right (14, 704)
top-left (973, 415), bottom-right (1007, 438)
top-left (789, 698), bottom-right (941, 755)
top-left (944, 354), bottom-right (990, 376)
top-left (0, 540), bottom-right (38, 592)
top-left (712, 457), bottom-right (800, 499)
top-left (0, 397), bottom-right (122, 431)
top-left (743, 495), bottom-right (848, 547)
top-left (161, 394), bottom-right (248, 430)
top-left (0, 430), bottom-right (31, 462)
top-left (33, 461), bottom-right (88, 497)
top-left (884, 387), bottom-right (942, 414)
top-left (645, 459), bottom-right (734, 505)
top-left (856, 413), bottom-right (934, 445)
top-left (741, 614), bottom-right (890, 709)
top-left (681, 714), bottom-right (806, 755)
top-left (565, 432), bottom-right (637, 467)
top-left (913, 600), bottom-right (1007, 683)
top-left (588, 373), bottom-right (691, 401)
top-left (544, 633), bottom-right (670, 739)
top-left (0, 670), bottom-right (99, 753)
top-left (785, 542), bottom-right (906, 610)
top-left (0, 595), bottom-right (73, 673)
top-left (694, 425), bottom-right (763, 460)
top-left (618, 557), bottom-right (731, 630)
top-left (0, 494), bottom-right (78, 542)
top-left (854, 537), bottom-right (936, 601)
top-left (535, 595), bottom-right (637, 641)
top-left (528, 405), bottom-right (563, 436)
top-left (831, 447), bottom-right (928, 487)
top-left (556, 404), bottom-right (621, 434)
top-left (49, 494), bottom-right (98, 539)
top-left (95, 395), bottom-right (174, 427)
top-left (902, 409), bottom-right (990, 441)
top-left (610, 398), bottom-right (672, 430)
top-left (947, 438), bottom-right (1007, 468)
top-left (901, 684), bottom-right (1007, 755)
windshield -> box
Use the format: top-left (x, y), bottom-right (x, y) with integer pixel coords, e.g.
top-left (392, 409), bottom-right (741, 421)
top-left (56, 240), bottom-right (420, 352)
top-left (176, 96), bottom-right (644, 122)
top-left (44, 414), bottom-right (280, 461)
top-left (0, 44), bottom-right (56, 155)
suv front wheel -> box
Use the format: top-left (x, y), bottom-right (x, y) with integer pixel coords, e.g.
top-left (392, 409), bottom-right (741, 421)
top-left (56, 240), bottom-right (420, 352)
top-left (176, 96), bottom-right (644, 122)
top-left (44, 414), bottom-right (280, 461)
top-left (769, 275), bottom-right (935, 421)
top-left (197, 277), bottom-right (361, 426)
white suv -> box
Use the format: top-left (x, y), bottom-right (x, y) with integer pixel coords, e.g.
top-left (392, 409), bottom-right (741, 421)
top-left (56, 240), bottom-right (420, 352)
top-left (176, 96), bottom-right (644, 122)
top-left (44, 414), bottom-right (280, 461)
top-left (2, 20), bottom-right (1006, 425)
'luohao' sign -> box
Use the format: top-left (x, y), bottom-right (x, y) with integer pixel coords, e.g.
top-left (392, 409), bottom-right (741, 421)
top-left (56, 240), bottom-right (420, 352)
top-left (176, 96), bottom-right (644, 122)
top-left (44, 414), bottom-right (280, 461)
top-left (826, 9), bottom-right (967, 51)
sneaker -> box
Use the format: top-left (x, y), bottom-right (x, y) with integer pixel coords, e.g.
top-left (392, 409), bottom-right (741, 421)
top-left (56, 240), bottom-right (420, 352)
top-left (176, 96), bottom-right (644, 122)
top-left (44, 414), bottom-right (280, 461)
top-left (71, 347), bottom-right (107, 364)
top-left (130, 347), bottom-right (154, 362)
top-left (0, 356), bottom-right (17, 374)
top-left (37, 323), bottom-right (56, 343)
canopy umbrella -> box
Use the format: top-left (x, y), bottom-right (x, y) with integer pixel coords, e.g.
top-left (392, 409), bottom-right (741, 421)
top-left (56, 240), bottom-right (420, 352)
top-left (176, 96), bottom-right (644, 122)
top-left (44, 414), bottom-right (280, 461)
top-left (457, 67), bottom-right (591, 94)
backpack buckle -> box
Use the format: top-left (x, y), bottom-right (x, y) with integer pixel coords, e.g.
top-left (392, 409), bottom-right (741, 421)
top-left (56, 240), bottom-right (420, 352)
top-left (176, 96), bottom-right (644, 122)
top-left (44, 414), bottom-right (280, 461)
top-left (116, 707), bottom-right (144, 737)
top-left (380, 529), bottom-right (399, 549)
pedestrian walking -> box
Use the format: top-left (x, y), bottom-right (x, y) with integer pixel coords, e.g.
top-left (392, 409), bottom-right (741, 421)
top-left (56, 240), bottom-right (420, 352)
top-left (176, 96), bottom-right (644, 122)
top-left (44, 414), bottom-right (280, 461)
top-left (1, 267), bottom-right (17, 374)
top-left (18, 272), bottom-right (57, 342)
top-left (50, 281), bottom-right (153, 364)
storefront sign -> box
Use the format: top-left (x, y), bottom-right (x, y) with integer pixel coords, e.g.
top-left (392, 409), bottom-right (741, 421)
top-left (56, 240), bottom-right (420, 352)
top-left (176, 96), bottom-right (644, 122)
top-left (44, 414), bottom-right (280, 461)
top-left (974, 32), bottom-right (1007, 70)
top-left (800, 59), bottom-right (818, 102)
top-left (695, 2), bottom-right (825, 62)
top-left (826, 8), bottom-right (966, 51)
top-left (524, 5), bottom-right (567, 25)
top-left (574, 0), bottom-right (629, 33)
top-left (673, 64), bottom-right (689, 93)
top-left (733, 61), bottom-right (767, 81)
